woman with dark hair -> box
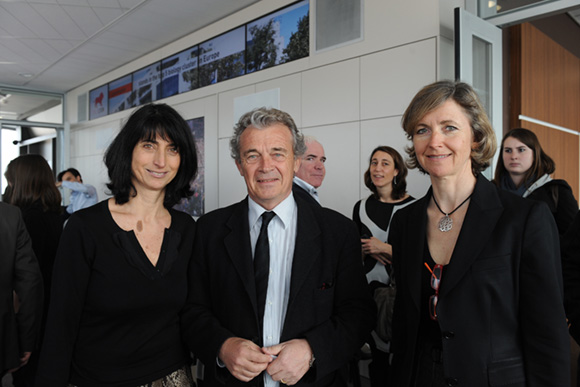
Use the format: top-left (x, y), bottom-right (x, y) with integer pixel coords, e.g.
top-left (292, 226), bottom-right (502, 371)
top-left (389, 80), bottom-right (569, 386)
top-left (353, 146), bottom-right (415, 270)
top-left (36, 103), bottom-right (198, 387)
top-left (351, 145), bottom-right (415, 386)
top-left (4, 154), bottom-right (62, 387)
top-left (493, 127), bottom-right (578, 234)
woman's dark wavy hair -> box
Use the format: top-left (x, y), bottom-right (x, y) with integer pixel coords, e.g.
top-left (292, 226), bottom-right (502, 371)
top-left (493, 127), bottom-right (555, 188)
top-left (364, 146), bottom-right (408, 200)
top-left (104, 103), bottom-right (198, 207)
top-left (4, 154), bottom-right (61, 212)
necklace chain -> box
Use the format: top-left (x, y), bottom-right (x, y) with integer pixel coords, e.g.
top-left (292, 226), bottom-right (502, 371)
top-left (432, 192), bottom-right (473, 232)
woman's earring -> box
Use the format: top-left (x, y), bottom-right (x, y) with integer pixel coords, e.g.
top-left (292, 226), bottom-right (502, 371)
top-left (393, 175), bottom-right (398, 185)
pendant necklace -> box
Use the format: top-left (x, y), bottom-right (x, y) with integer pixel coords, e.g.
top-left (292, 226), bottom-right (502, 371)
top-left (432, 192), bottom-right (473, 232)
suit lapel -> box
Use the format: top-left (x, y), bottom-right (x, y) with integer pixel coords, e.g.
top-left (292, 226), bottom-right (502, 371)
top-left (224, 198), bottom-right (259, 315)
top-left (287, 197), bottom-right (321, 310)
top-left (439, 175), bottom-right (504, 297)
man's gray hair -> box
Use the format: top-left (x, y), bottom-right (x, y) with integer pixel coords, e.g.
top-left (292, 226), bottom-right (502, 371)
top-left (230, 107), bottom-right (306, 162)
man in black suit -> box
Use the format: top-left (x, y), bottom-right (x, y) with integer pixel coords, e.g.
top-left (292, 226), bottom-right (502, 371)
top-left (292, 137), bottom-right (326, 206)
top-left (182, 107), bottom-right (375, 387)
top-left (0, 202), bottom-right (43, 377)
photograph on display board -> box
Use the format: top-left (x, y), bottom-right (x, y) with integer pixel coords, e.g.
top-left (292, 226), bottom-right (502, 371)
top-left (89, 85), bottom-right (108, 120)
top-left (199, 26), bottom-right (245, 87)
top-left (246, 0), bottom-right (309, 73)
top-left (132, 62), bottom-right (161, 106)
top-left (108, 74), bottom-right (133, 114)
top-left (173, 117), bottom-right (204, 217)
top-left (161, 46), bottom-right (199, 99)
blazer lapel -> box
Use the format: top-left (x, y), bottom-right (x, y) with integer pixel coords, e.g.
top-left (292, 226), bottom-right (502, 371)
top-left (439, 175), bottom-right (504, 297)
top-left (404, 194), bottom-right (429, 313)
top-left (224, 198), bottom-right (259, 315)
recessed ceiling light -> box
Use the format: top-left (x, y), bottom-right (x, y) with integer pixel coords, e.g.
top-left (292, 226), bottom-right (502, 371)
top-left (18, 72), bottom-right (34, 78)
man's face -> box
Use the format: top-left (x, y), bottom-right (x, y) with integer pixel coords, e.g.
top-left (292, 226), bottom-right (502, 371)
top-left (236, 123), bottom-right (300, 210)
top-left (295, 141), bottom-right (326, 188)
top-left (62, 171), bottom-right (81, 183)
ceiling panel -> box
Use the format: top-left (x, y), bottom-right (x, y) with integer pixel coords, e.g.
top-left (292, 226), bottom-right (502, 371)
top-left (30, 3), bottom-right (88, 38)
top-left (0, 0), bottom-right (260, 92)
top-left (62, 5), bottom-right (106, 37)
top-left (2, 2), bottom-right (61, 39)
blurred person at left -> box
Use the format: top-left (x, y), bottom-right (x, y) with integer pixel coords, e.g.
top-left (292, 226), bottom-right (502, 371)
top-left (35, 103), bottom-right (198, 387)
top-left (4, 154), bottom-right (63, 387)
top-left (0, 202), bottom-right (43, 381)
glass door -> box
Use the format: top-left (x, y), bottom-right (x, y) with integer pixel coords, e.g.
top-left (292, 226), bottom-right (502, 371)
top-left (454, 7), bottom-right (503, 178)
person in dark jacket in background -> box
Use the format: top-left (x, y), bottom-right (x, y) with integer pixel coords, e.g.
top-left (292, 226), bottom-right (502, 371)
top-left (493, 127), bottom-right (578, 235)
top-left (0, 202), bottom-right (43, 379)
top-left (4, 154), bottom-right (63, 387)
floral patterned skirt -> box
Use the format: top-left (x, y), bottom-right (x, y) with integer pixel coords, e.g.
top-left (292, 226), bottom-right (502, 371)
top-left (68, 364), bottom-right (195, 387)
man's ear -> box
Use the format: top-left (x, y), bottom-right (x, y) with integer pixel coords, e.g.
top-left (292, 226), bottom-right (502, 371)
top-left (235, 160), bottom-right (244, 177)
top-left (294, 157), bottom-right (301, 174)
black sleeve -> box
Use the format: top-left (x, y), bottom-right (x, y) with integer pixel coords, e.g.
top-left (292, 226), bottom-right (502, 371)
top-left (555, 184), bottom-right (579, 235)
top-left (13, 209), bottom-right (44, 353)
top-left (562, 211), bottom-right (580, 342)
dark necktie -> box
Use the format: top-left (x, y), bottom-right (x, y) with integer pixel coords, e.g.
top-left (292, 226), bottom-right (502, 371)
top-left (254, 211), bottom-right (276, 329)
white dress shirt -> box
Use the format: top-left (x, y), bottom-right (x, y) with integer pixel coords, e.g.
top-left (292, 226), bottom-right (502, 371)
top-left (248, 194), bottom-right (298, 387)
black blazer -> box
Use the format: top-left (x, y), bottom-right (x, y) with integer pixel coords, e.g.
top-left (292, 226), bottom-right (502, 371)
top-left (181, 195), bottom-right (375, 386)
top-left (292, 183), bottom-right (321, 207)
top-left (0, 202), bottom-right (43, 374)
top-left (389, 175), bottom-right (569, 387)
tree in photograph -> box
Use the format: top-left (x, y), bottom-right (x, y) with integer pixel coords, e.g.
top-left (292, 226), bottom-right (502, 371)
top-left (217, 53), bottom-right (245, 81)
top-left (247, 19), bottom-right (279, 72)
top-left (282, 14), bottom-right (309, 62)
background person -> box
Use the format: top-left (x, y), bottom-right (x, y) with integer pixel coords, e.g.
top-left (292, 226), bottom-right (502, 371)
top-left (493, 127), bottom-right (578, 235)
top-left (181, 107), bottom-right (375, 387)
top-left (35, 103), bottom-right (198, 387)
top-left (292, 136), bottom-right (326, 206)
top-left (389, 80), bottom-right (569, 386)
top-left (4, 155), bottom-right (63, 387)
top-left (0, 202), bottom-right (43, 379)
top-left (351, 145), bottom-right (415, 387)
top-left (56, 168), bottom-right (98, 218)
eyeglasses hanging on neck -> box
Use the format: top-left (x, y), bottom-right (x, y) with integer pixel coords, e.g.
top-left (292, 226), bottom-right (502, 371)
top-left (424, 262), bottom-right (443, 321)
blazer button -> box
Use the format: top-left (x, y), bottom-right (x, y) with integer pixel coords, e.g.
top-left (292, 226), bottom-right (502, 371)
top-left (445, 377), bottom-right (458, 386)
top-left (442, 331), bottom-right (455, 339)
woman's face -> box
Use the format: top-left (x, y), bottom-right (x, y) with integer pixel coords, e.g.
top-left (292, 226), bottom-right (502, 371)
top-left (369, 151), bottom-right (398, 189)
top-left (412, 99), bottom-right (475, 179)
top-left (502, 136), bottom-right (534, 178)
top-left (131, 134), bottom-right (181, 194)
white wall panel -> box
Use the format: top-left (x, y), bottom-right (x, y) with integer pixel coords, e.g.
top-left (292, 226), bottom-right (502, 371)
top-left (256, 73), bottom-right (302, 128)
top-left (218, 137), bottom-right (249, 208)
top-left (361, 39), bottom-right (438, 120)
top-left (218, 85), bottom-right (256, 138)
top-left (300, 122), bottom-right (360, 217)
top-left (360, 117), bottom-right (430, 201)
top-left (310, 0), bottom-right (439, 68)
top-left (301, 59), bottom-right (360, 128)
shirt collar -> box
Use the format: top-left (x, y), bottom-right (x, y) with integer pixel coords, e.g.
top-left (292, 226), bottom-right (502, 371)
top-left (293, 176), bottom-right (317, 195)
top-left (248, 193), bottom-right (297, 230)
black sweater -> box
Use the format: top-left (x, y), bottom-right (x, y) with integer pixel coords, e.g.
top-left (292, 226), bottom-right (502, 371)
top-left (36, 200), bottom-right (195, 387)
